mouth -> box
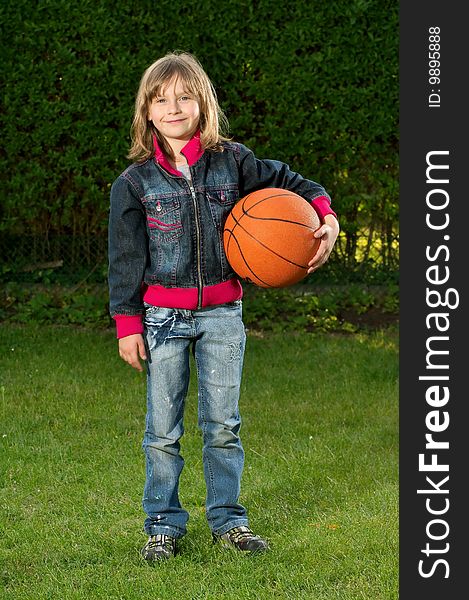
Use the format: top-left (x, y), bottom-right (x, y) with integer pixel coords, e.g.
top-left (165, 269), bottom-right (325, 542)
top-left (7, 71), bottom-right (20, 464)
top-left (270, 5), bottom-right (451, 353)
top-left (165, 119), bottom-right (186, 124)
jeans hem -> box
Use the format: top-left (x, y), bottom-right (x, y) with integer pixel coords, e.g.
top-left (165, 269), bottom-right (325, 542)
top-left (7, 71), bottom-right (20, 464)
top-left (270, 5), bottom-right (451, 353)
top-left (144, 524), bottom-right (186, 539)
top-left (212, 518), bottom-right (249, 536)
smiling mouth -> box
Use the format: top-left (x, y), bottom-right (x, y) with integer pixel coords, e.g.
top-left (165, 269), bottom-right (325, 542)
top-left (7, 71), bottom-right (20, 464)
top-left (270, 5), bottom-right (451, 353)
top-left (166, 119), bottom-right (186, 123)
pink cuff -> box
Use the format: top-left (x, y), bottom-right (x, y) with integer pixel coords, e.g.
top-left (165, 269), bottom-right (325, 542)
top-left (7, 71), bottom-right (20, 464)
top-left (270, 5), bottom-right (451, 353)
top-left (114, 315), bottom-right (144, 339)
top-left (310, 195), bottom-right (337, 221)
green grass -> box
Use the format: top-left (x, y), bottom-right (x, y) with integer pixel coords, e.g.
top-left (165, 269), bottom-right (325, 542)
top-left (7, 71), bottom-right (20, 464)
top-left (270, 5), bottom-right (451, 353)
top-left (0, 324), bottom-right (398, 600)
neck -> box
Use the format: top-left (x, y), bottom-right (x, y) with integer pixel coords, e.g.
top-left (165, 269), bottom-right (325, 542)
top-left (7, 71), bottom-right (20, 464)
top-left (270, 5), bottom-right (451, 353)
top-left (152, 130), bottom-right (203, 176)
top-left (171, 154), bottom-right (188, 169)
top-left (168, 138), bottom-right (191, 158)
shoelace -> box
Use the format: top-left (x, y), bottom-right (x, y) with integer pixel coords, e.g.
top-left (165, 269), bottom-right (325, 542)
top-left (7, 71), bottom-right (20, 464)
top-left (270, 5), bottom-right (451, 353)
top-left (148, 534), bottom-right (174, 549)
top-left (226, 527), bottom-right (256, 543)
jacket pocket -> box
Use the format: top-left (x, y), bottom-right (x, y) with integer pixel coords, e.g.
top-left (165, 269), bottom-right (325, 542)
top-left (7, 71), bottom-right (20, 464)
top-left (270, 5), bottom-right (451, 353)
top-left (144, 196), bottom-right (184, 242)
top-left (207, 188), bottom-right (239, 230)
top-left (206, 188), bottom-right (239, 279)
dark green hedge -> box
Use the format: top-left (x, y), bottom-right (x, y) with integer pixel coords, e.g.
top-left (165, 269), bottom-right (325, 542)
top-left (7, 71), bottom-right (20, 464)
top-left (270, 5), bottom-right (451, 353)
top-left (0, 0), bottom-right (398, 267)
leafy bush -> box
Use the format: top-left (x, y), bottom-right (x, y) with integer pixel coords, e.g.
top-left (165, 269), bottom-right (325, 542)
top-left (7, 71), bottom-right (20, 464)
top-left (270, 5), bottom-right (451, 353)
top-left (0, 280), bottom-right (397, 333)
top-left (0, 283), bottom-right (110, 327)
top-left (242, 284), bottom-right (398, 333)
top-left (1, 0), bottom-right (398, 270)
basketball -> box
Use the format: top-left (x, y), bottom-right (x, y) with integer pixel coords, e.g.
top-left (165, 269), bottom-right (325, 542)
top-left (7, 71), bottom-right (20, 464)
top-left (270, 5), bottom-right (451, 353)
top-left (223, 188), bottom-right (321, 288)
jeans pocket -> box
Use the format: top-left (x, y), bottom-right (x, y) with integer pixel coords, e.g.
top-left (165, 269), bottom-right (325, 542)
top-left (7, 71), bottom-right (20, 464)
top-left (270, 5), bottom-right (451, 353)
top-left (144, 303), bottom-right (159, 316)
top-left (144, 305), bottom-right (175, 323)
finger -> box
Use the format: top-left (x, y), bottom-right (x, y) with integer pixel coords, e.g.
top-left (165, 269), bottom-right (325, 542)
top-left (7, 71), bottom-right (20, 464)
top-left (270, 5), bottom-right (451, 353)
top-left (138, 338), bottom-right (147, 361)
top-left (128, 354), bottom-right (143, 372)
top-left (308, 260), bottom-right (325, 274)
top-left (308, 247), bottom-right (326, 267)
top-left (307, 261), bottom-right (321, 273)
top-left (308, 262), bottom-right (321, 274)
top-left (308, 250), bottom-right (329, 272)
top-left (314, 224), bottom-right (329, 238)
top-left (120, 350), bottom-right (144, 372)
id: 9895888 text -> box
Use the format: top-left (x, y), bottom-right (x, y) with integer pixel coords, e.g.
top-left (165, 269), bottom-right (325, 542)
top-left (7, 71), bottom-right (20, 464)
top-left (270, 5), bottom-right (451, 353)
top-left (428, 26), bottom-right (441, 108)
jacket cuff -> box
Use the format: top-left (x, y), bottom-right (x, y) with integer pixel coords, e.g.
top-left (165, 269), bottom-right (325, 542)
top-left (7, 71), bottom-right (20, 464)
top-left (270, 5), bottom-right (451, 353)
top-left (310, 195), bottom-right (337, 221)
top-left (114, 315), bottom-right (144, 339)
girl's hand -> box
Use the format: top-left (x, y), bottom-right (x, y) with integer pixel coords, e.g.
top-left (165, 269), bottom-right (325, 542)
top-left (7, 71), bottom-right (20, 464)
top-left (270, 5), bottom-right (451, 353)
top-left (118, 334), bottom-right (147, 372)
top-left (307, 214), bottom-right (340, 273)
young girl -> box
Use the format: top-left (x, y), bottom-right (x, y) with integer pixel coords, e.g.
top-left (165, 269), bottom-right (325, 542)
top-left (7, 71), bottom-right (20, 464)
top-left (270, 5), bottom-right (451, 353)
top-left (108, 52), bottom-right (339, 562)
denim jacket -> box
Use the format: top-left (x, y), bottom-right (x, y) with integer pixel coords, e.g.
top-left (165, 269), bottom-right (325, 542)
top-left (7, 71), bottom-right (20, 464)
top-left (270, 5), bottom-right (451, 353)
top-left (108, 139), bottom-right (334, 337)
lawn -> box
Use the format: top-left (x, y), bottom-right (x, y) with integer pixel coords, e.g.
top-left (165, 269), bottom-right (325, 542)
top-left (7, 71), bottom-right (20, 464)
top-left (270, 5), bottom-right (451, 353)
top-left (0, 324), bottom-right (398, 599)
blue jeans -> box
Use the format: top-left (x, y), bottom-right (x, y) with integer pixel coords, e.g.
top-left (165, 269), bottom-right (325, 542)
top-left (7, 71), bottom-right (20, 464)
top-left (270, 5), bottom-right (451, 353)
top-left (142, 301), bottom-right (249, 538)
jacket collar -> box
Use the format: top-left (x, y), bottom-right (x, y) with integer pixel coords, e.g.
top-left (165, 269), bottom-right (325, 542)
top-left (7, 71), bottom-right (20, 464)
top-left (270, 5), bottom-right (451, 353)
top-left (152, 130), bottom-right (203, 176)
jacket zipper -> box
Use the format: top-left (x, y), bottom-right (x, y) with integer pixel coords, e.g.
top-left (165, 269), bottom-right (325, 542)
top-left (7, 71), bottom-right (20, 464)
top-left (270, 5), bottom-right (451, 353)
top-left (187, 179), bottom-right (203, 308)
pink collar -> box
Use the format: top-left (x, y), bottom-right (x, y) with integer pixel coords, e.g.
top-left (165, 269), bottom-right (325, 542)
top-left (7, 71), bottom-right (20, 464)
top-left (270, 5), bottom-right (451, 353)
top-left (152, 131), bottom-right (204, 176)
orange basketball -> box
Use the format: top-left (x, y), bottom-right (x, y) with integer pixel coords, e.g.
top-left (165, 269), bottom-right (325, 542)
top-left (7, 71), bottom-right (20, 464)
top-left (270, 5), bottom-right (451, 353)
top-left (223, 188), bottom-right (321, 288)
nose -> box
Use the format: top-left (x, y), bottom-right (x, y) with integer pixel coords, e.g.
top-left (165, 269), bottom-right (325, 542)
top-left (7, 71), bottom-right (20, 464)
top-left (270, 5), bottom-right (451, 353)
top-left (167, 99), bottom-right (181, 114)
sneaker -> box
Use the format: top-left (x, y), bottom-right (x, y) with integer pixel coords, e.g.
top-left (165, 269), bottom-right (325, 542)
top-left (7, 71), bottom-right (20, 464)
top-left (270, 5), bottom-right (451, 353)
top-left (141, 534), bottom-right (176, 562)
top-left (213, 526), bottom-right (269, 553)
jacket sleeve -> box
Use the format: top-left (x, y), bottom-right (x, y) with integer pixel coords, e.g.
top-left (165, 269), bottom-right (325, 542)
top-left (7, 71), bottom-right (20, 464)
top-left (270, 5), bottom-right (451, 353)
top-left (236, 143), bottom-right (336, 220)
top-left (108, 174), bottom-right (149, 325)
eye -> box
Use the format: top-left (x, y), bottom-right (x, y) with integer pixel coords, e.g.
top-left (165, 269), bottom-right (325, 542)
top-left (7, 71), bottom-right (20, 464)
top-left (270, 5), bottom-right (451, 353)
top-left (179, 95), bottom-right (191, 102)
top-left (154, 97), bottom-right (166, 104)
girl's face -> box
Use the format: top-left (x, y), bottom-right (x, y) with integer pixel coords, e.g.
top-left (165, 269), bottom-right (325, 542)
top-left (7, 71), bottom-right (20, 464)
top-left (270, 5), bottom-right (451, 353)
top-left (148, 76), bottom-right (200, 150)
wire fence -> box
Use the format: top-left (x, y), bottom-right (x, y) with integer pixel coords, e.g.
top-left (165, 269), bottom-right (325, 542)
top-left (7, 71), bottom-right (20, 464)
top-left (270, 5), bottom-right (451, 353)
top-left (0, 234), bottom-right (108, 282)
top-left (0, 230), bottom-right (399, 285)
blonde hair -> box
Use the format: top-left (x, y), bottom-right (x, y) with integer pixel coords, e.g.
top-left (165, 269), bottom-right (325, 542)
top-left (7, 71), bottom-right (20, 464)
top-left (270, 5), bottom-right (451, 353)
top-left (128, 52), bottom-right (230, 162)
